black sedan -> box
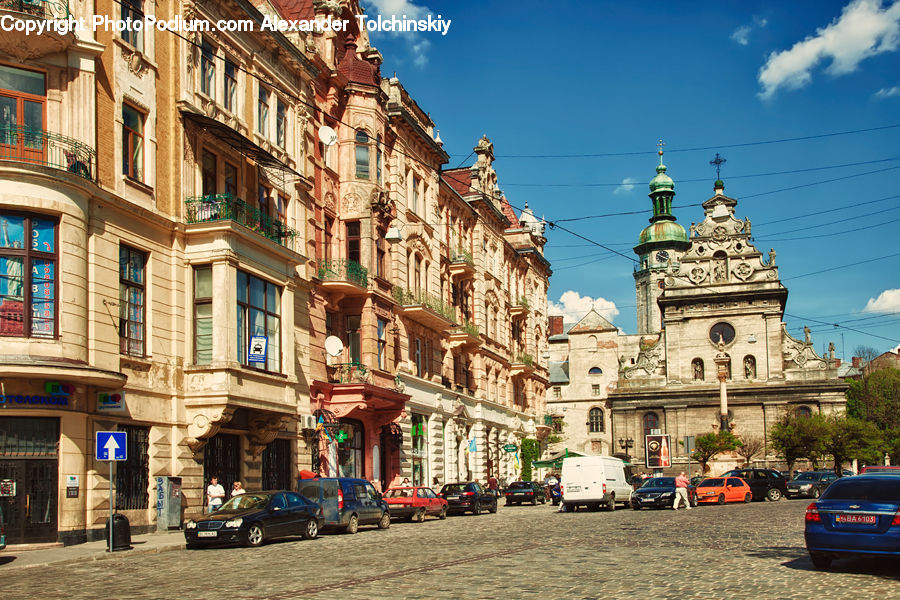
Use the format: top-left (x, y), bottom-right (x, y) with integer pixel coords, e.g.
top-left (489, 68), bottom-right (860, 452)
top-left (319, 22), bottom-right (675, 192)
top-left (439, 482), bottom-right (498, 515)
top-left (631, 477), bottom-right (698, 510)
top-left (505, 481), bottom-right (547, 505)
top-left (787, 471), bottom-right (840, 499)
top-left (185, 490), bottom-right (323, 548)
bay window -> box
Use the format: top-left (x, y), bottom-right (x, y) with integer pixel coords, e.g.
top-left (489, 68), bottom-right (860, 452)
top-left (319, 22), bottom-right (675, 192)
top-left (0, 213), bottom-right (56, 338)
top-left (237, 270), bottom-right (281, 372)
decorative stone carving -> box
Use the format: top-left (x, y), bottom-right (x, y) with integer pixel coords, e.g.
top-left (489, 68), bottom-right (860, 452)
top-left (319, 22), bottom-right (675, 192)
top-left (712, 225), bottom-right (728, 243)
top-left (343, 193), bottom-right (360, 213)
top-left (624, 340), bottom-right (662, 379)
top-left (689, 265), bottom-right (706, 284)
top-left (370, 190), bottom-right (395, 223)
top-left (186, 407), bottom-right (236, 456)
top-left (733, 261), bottom-right (753, 281)
top-left (247, 414), bottom-right (289, 457)
top-left (782, 324), bottom-right (827, 370)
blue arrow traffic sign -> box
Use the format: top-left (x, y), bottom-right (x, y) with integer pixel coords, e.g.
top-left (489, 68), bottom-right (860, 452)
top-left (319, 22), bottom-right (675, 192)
top-left (96, 431), bottom-right (127, 461)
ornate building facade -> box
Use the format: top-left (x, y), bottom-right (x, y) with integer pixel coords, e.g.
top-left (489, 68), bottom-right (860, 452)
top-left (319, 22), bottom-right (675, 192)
top-left (546, 152), bottom-right (847, 474)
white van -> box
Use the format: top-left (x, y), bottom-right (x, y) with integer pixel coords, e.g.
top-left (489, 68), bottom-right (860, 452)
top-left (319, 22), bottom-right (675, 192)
top-left (560, 455), bottom-right (632, 512)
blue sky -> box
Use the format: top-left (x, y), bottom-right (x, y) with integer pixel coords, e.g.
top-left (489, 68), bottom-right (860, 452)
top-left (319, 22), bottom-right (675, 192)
top-left (362, 0), bottom-right (900, 359)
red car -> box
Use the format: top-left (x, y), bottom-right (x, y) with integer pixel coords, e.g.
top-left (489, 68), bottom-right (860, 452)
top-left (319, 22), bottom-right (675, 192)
top-left (383, 486), bottom-right (448, 521)
top-left (696, 476), bottom-right (753, 504)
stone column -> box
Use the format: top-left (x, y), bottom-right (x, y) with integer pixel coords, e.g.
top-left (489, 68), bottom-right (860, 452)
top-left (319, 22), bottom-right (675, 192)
top-left (714, 340), bottom-right (730, 431)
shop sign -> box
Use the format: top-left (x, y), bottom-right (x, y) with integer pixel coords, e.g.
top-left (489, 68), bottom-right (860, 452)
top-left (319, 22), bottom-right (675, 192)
top-left (503, 444), bottom-right (518, 453)
top-left (645, 434), bottom-right (671, 469)
top-left (97, 391), bottom-right (126, 413)
top-left (66, 475), bottom-right (79, 498)
top-left (0, 381), bottom-right (73, 408)
top-left (0, 479), bottom-right (15, 497)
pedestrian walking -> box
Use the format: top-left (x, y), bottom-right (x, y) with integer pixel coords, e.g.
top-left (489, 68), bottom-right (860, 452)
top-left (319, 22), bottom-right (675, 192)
top-left (206, 476), bottom-right (225, 513)
top-left (673, 471), bottom-right (691, 510)
top-left (401, 477), bottom-right (411, 486)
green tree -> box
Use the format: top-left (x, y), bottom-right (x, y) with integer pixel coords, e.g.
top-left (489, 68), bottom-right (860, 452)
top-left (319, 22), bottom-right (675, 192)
top-left (822, 414), bottom-right (883, 475)
top-left (769, 412), bottom-right (829, 473)
top-left (846, 368), bottom-right (900, 430)
top-left (691, 430), bottom-right (742, 473)
top-left (520, 438), bottom-right (541, 481)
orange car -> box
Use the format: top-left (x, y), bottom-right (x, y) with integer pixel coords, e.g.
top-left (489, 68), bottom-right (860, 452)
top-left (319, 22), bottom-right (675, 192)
top-left (696, 476), bottom-right (752, 504)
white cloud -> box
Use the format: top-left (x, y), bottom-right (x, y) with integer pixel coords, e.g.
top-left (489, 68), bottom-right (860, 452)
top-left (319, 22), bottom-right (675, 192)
top-left (863, 288), bottom-right (900, 312)
top-left (874, 84), bottom-right (900, 97)
top-left (731, 25), bottom-right (753, 46)
top-left (731, 16), bottom-right (768, 46)
top-left (613, 177), bottom-right (636, 195)
top-left (548, 290), bottom-right (619, 323)
top-left (758, 0), bottom-right (900, 99)
top-left (363, 0), bottom-right (432, 67)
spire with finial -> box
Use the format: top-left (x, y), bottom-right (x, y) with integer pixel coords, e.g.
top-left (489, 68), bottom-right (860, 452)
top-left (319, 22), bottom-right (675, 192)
top-left (710, 153), bottom-right (726, 194)
top-left (648, 139), bottom-right (675, 217)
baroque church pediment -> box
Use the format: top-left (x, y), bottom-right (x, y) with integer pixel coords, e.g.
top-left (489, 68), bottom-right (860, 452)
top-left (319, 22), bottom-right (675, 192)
top-left (781, 323), bottom-right (828, 370)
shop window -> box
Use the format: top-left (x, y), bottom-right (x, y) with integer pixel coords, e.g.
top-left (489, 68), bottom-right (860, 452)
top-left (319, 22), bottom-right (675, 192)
top-left (122, 103), bottom-right (144, 181)
top-left (355, 130), bottom-right (370, 179)
top-left (193, 266), bottom-right (212, 364)
top-left (237, 270), bottom-right (281, 372)
top-left (588, 408), bottom-right (604, 433)
top-left (121, 0), bottom-right (143, 50)
top-left (411, 414), bottom-right (427, 486)
top-left (337, 419), bottom-right (364, 478)
top-left (0, 213), bottom-right (57, 338)
top-left (119, 245), bottom-right (146, 357)
top-left (116, 425), bottom-right (149, 510)
top-left (200, 40), bottom-right (215, 98)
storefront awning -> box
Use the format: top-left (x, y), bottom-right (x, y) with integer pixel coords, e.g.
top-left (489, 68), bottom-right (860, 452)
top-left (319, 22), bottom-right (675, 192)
top-left (532, 449), bottom-right (584, 469)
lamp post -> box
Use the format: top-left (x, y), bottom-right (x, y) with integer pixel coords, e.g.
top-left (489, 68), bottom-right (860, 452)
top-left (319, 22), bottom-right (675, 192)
top-left (713, 338), bottom-right (730, 432)
top-left (618, 437), bottom-right (634, 462)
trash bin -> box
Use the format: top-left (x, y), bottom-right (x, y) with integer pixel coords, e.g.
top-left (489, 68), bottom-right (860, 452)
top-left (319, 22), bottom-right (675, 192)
top-left (105, 513), bottom-right (131, 551)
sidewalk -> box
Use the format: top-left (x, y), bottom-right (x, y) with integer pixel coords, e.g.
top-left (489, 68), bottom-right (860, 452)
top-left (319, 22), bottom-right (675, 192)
top-left (0, 529), bottom-right (186, 571)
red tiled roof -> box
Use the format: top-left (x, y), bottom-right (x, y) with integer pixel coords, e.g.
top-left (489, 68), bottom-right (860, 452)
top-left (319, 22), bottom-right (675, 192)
top-left (443, 168), bottom-right (473, 197)
top-left (338, 38), bottom-right (380, 87)
top-left (499, 196), bottom-right (518, 226)
top-left (268, 0), bottom-right (314, 21)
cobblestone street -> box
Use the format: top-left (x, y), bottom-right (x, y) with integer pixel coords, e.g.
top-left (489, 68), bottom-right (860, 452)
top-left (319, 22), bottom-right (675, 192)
top-left (3, 498), bottom-right (899, 599)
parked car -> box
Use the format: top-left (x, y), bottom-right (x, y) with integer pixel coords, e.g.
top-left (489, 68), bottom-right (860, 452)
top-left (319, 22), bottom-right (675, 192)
top-left (804, 474), bottom-right (900, 569)
top-left (786, 471), bottom-right (840, 499)
top-left (696, 477), bottom-right (752, 504)
top-left (383, 486), bottom-right (448, 521)
top-left (297, 477), bottom-right (391, 533)
top-left (184, 490), bottom-right (322, 548)
top-left (504, 481), bottom-right (546, 506)
top-left (561, 455), bottom-right (633, 511)
top-left (439, 482), bottom-right (498, 515)
top-left (721, 468), bottom-right (788, 501)
top-left (631, 477), bottom-right (698, 510)
top-left (859, 465), bottom-right (900, 475)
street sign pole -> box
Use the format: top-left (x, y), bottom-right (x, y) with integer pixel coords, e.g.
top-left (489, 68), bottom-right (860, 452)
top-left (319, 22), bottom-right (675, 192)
top-left (96, 431), bottom-right (127, 552)
top-left (108, 460), bottom-right (113, 552)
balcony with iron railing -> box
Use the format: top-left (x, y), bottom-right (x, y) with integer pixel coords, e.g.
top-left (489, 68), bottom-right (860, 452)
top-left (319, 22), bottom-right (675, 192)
top-left (0, 0), bottom-right (75, 57)
top-left (392, 285), bottom-right (456, 331)
top-left (448, 247), bottom-right (475, 279)
top-left (0, 125), bottom-right (96, 182)
top-left (510, 295), bottom-right (530, 318)
top-left (448, 319), bottom-right (481, 349)
top-left (317, 258), bottom-right (369, 295)
top-left (326, 362), bottom-right (369, 384)
top-left (184, 194), bottom-right (298, 249)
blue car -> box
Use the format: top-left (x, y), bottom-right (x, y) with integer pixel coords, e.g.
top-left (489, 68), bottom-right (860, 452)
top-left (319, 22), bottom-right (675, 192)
top-left (804, 474), bottom-right (900, 569)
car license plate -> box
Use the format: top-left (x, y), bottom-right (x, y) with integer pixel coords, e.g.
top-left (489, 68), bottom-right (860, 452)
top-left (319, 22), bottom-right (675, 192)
top-left (836, 514), bottom-right (876, 524)
top-left (447, 495), bottom-right (459, 500)
top-left (197, 531), bottom-right (217, 537)
top-left (566, 485), bottom-right (581, 492)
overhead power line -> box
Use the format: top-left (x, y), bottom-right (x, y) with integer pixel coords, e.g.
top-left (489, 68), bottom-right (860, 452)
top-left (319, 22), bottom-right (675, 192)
top-left (784, 312), bottom-right (900, 344)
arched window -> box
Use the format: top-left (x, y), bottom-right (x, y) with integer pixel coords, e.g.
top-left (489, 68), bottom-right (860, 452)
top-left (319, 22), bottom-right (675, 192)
top-left (587, 334), bottom-right (597, 350)
top-left (588, 366), bottom-right (603, 375)
top-left (691, 358), bottom-right (704, 381)
top-left (794, 406), bottom-right (812, 418)
top-left (588, 408), bottom-right (604, 433)
top-left (642, 412), bottom-right (659, 438)
top-left (354, 130), bottom-right (370, 179)
top-left (743, 355), bottom-right (756, 379)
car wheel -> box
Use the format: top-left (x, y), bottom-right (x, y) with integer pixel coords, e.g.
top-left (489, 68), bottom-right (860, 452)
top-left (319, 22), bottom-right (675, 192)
top-left (812, 488), bottom-right (821, 499)
top-left (767, 488), bottom-right (783, 502)
top-left (690, 495), bottom-right (698, 508)
top-left (472, 502), bottom-right (481, 515)
top-left (717, 493), bottom-right (726, 505)
top-left (809, 552), bottom-right (832, 570)
top-left (345, 514), bottom-right (359, 534)
top-left (607, 495), bottom-right (615, 511)
top-left (416, 509), bottom-right (426, 522)
top-left (489, 501), bottom-right (498, 514)
top-left (378, 512), bottom-right (391, 529)
top-left (531, 497), bottom-right (538, 506)
top-left (439, 507), bottom-right (447, 520)
top-left (632, 503), bottom-right (641, 511)
top-left (744, 493), bottom-right (752, 503)
top-left (303, 519), bottom-right (318, 540)
top-left (246, 523), bottom-right (265, 547)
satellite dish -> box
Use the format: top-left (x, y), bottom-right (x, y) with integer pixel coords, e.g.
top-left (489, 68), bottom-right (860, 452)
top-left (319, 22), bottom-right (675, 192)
top-left (324, 336), bottom-right (344, 357)
top-left (318, 125), bottom-right (338, 147)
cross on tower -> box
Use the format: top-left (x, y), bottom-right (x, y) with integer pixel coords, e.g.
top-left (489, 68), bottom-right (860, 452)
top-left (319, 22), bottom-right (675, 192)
top-left (710, 153), bottom-right (726, 179)
top-left (657, 139), bottom-right (665, 164)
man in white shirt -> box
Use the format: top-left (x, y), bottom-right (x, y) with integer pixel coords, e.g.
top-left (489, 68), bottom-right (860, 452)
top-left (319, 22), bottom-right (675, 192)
top-left (207, 476), bottom-right (225, 513)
